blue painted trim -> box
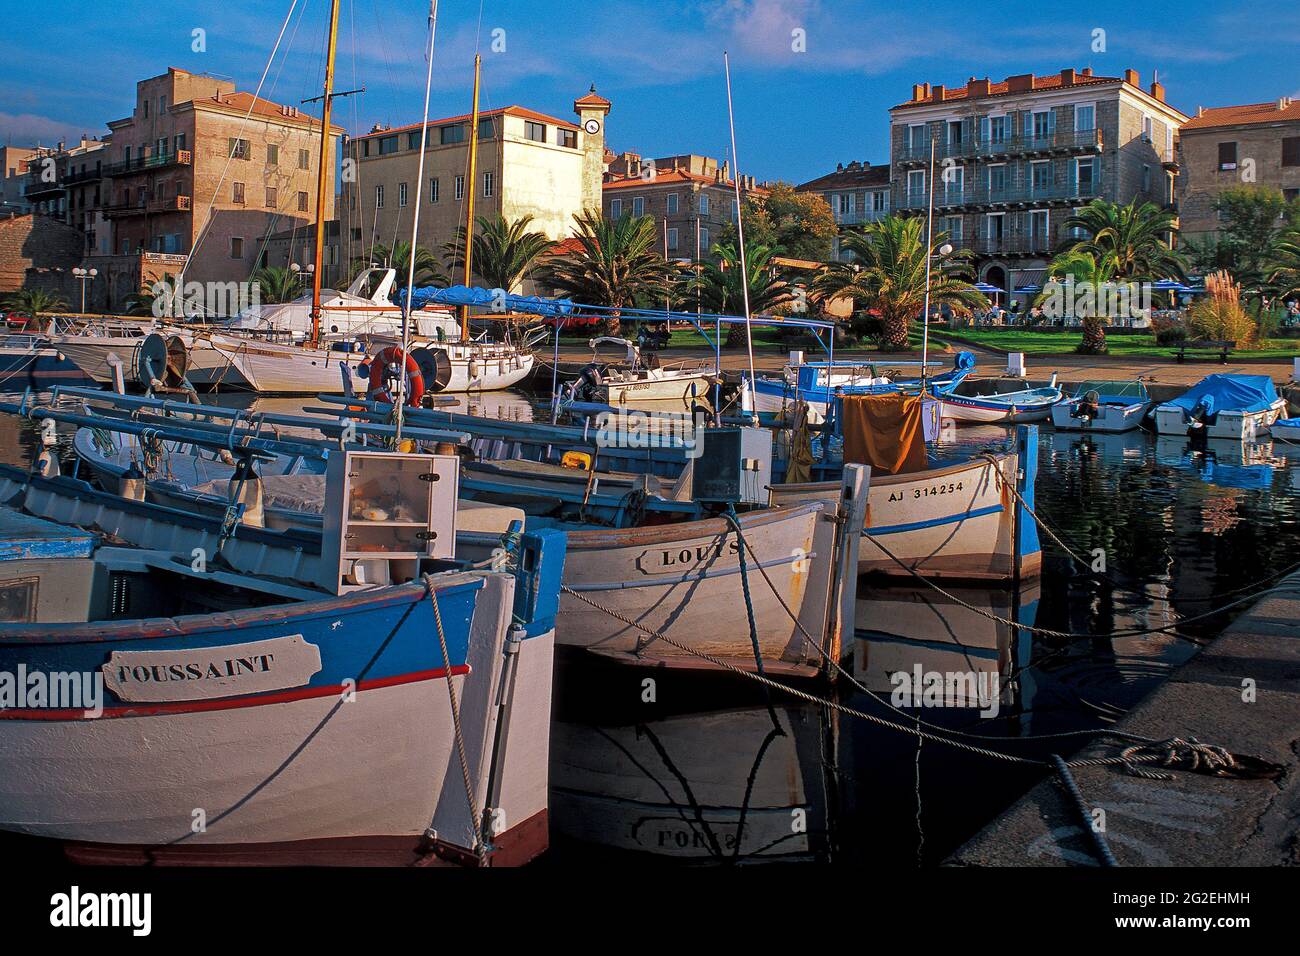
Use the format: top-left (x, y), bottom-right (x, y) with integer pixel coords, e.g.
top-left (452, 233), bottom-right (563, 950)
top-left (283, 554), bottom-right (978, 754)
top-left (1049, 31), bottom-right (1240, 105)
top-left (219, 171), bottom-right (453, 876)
top-left (868, 504), bottom-right (1003, 536)
top-left (1015, 425), bottom-right (1042, 569)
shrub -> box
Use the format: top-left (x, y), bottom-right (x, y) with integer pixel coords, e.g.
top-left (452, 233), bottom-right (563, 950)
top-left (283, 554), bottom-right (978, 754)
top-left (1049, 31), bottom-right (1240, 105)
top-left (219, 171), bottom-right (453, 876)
top-left (1185, 271), bottom-right (1258, 348)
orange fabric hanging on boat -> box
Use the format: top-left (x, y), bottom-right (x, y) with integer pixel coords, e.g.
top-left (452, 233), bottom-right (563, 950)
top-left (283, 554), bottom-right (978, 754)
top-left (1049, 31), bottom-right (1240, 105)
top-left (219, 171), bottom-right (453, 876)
top-left (841, 393), bottom-right (928, 476)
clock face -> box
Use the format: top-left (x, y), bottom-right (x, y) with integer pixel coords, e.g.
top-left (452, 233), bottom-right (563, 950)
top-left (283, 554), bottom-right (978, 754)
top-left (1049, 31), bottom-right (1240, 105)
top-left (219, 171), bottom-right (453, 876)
top-left (584, 118), bottom-right (601, 135)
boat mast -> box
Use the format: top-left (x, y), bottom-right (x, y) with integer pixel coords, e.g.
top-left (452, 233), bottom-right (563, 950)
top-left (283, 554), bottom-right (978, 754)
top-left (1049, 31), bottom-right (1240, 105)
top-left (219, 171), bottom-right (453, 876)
top-left (308, 0), bottom-right (342, 348)
top-left (394, 0), bottom-right (442, 442)
top-left (460, 54), bottom-right (482, 344)
top-left (723, 52), bottom-right (757, 424)
top-left (920, 131), bottom-right (937, 390)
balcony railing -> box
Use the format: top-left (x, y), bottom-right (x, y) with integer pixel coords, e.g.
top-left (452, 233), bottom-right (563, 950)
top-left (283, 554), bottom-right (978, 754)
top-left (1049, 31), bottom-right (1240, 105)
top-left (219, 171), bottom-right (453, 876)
top-left (900, 179), bottom-right (1101, 210)
top-left (970, 234), bottom-right (1056, 255)
top-left (834, 208), bottom-right (890, 226)
top-left (23, 179), bottom-right (64, 199)
top-left (105, 195), bottom-right (193, 217)
top-left (103, 149), bottom-right (193, 177)
top-left (899, 128), bottom-right (1104, 163)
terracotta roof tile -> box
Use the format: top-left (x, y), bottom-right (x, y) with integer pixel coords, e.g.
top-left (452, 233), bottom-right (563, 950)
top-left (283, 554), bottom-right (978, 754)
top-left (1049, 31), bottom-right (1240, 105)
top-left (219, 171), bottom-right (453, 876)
top-left (797, 163), bottom-right (890, 191)
top-left (1182, 99), bottom-right (1300, 130)
top-left (892, 72), bottom-right (1122, 110)
top-left (603, 169), bottom-right (763, 192)
top-left (200, 92), bottom-right (343, 132)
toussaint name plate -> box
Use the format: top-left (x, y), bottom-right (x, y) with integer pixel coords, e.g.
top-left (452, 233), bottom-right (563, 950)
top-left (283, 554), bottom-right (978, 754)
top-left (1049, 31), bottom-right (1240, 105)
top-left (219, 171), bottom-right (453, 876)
top-left (101, 635), bottom-right (324, 702)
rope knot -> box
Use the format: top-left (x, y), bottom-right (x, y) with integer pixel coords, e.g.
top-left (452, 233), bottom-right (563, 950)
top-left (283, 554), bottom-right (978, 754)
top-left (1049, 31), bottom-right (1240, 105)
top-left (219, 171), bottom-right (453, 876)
top-left (1118, 736), bottom-right (1237, 780)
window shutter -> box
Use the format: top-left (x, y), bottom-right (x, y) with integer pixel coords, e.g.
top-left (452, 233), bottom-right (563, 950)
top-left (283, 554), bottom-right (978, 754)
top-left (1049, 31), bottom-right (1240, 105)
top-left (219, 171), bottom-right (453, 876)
top-left (980, 116), bottom-right (990, 146)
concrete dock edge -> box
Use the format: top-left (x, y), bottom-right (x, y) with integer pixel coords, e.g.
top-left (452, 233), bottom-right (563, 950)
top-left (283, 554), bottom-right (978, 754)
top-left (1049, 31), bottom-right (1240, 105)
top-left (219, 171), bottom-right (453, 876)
top-left (947, 570), bottom-right (1300, 867)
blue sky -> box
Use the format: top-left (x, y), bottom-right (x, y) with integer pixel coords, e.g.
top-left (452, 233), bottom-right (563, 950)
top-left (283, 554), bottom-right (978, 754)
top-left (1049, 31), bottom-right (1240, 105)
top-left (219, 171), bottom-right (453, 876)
top-left (4, 0), bottom-right (1298, 184)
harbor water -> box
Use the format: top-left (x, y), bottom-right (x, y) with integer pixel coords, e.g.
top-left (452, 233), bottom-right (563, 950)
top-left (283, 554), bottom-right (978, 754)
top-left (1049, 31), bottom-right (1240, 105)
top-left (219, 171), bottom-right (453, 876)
top-left (3, 390), bottom-right (1297, 865)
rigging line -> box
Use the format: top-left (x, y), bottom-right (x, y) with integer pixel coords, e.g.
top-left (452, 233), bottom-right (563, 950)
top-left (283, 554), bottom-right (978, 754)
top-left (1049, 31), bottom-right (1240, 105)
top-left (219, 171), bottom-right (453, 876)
top-left (180, 0), bottom-right (304, 289)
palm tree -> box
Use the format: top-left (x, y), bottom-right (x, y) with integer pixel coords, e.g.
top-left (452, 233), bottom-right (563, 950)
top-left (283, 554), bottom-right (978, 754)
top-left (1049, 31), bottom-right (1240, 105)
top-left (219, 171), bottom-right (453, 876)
top-left (250, 265), bottom-right (304, 304)
top-left (811, 215), bottom-right (985, 351)
top-left (1061, 198), bottom-right (1186, 281)
top-left (685, 242), bottom-right (793, 347)
top-left (350, 240), bottom-right (446, 300)
top-left (123, 272), bottom-right (183, 317)
top-left (1057, 199), bottom-right (1187, 353)
top-left (1035, 249), bottom-right (1119, 354)
top-left (3, 287), bottom-right (69, 316)
top-left (441, 214), bottom-right (553, 292)
top-left (1266, 232), bottom-right (1300, 300)
top-left (542, 210), bottom-right (675, 335)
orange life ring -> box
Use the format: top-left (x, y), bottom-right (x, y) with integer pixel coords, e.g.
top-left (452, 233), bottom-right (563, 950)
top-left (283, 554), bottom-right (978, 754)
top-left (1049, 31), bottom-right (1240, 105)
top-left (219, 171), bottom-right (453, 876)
top-left (367, 346), bottom-right (425, 407)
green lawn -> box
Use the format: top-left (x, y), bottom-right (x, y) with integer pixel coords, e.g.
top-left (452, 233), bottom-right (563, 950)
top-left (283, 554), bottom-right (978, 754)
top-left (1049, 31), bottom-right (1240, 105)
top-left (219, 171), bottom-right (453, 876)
top-left (931, 328), bottom-right (1300, 360)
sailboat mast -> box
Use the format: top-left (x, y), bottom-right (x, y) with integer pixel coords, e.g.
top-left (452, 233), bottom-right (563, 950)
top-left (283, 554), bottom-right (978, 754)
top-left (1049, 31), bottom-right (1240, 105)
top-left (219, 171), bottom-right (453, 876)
top-left (460, 54), bottom-right (482, 343)
top-left (723, 52), bottom-right (757, 424)
top-left (308, 0), bottom-right (342, 347)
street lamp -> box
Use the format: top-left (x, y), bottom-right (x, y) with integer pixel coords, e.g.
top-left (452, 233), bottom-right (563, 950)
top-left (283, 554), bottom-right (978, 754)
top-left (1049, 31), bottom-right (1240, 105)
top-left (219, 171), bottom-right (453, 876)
top-left (72, 267), bottom-right (97, 314)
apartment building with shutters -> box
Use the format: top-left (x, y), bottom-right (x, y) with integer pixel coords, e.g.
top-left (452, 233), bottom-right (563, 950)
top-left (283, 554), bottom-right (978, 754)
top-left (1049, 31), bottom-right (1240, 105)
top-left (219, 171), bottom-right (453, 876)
top-left (888, 67), bottom-right (1188, 298)
top-left (1176, 97), bottom-right (1300, 243)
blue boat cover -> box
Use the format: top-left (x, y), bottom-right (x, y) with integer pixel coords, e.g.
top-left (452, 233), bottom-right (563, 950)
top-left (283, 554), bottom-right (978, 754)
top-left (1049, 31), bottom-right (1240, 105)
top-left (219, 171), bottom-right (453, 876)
top-left (401, 285), bottom-right (576, 317)
top-left (1165, 374), bottom-right (1279, 417)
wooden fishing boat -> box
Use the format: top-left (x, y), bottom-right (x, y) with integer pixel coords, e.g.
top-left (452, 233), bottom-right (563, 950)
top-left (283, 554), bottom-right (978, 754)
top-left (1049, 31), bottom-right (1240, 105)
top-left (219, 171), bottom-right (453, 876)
top-left (1049, 379), bottom-right (1152, 433)
top-left (0, 455), bottom-right (564, 867)
top-left (937, 378), bottom-right (1063, 425)
top-left (771, 427), bottom-right (1041, 583)
top-left (458, 466), bottom-right (868, 676)
top-left (1152, 373), bottom-right (1287, 441)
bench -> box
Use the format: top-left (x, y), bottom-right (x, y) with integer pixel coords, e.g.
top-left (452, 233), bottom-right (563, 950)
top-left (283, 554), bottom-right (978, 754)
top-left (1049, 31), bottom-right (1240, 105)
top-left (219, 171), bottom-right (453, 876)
top-left (1175, 340), bottom-right (1235, 364)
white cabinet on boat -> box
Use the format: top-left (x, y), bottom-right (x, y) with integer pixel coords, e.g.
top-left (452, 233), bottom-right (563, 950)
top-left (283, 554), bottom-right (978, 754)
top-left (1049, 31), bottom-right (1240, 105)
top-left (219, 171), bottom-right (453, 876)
top-left (320, 450), bottom-right (459, 592)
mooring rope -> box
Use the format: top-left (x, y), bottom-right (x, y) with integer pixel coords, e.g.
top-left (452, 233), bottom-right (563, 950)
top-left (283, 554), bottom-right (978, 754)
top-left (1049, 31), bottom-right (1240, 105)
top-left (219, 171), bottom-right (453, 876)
top-left (558, 582), bottom-right (1248, 780)
top-left (424, 574), bottom-right (485, 857)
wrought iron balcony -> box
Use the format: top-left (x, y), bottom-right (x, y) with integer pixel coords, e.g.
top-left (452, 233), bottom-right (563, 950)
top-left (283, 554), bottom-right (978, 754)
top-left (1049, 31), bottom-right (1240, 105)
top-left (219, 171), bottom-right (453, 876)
top-left (899, 179), bottom-right (1101, 210)
top-left (898, 128), bottom-right (1104, 164)
top-left (104, 195), bottom-right (193, 217)
top-left (103, 149), bottom-right (193, 177)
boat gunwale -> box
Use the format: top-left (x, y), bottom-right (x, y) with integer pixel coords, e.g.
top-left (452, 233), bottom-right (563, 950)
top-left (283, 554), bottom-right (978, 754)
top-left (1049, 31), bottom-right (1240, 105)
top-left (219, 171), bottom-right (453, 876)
top-left (556, 501), bottom-right (824, 549)
top-left (774, 453), bottom-right (1008, 493)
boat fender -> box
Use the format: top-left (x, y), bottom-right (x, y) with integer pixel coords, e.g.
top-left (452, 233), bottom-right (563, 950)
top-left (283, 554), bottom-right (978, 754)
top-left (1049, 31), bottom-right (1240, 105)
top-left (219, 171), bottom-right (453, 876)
top-left (367, 346), bottom-right (425, 407)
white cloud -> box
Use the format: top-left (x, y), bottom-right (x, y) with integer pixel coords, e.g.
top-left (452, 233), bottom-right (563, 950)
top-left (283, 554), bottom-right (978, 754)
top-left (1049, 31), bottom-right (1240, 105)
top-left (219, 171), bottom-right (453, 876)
top-left (0, 110), bottom-right (91, 146)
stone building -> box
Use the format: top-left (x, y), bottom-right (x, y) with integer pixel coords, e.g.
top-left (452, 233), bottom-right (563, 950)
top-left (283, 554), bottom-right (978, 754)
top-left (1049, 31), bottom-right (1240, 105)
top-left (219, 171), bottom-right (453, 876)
top-left (1, 146), bottom-right (39, 218)
top-left (99, 67), bottom-right (341, 300)
top-left (0, 213), bottom-right (86, 300)
top-left (342, 88), bottom-right (609, 288)
top-left (1176, 98), bottom-right (1300, 243)
top-left (601, 153), bottom-right (762, 258)
top-left (795, 160), bottom-right (891, 260)
top-left (888, 67), bottom-right (1188, 298)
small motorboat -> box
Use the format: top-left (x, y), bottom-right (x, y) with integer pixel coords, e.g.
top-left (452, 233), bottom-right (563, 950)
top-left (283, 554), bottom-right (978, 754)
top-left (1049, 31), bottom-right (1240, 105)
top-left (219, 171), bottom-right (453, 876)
top-left (565, 337), bottom-right (715, 405)
top-left (1152, 373), bottom-right (1287, 441)
top-left (937, 374), bottom-right (1064, 425)
top-left (1050, 379), bottom-right (1152, 433)
top-left (1268, 418), bottom-right (1300, 443)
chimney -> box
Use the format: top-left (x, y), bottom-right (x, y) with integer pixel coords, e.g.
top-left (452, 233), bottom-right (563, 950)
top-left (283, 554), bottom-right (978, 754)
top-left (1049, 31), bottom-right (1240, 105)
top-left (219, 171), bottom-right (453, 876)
top-left (1081, 67), bottom-right (1093, 76)
top-left (912, 83), bottom-right (925, 102)
top-left (1006, 73), bottom-right (1033, 93)
top-left (1150, 80), bottom-right (1165, 102)
top-left (922, 83), bottom-right (931, 98)
top-left (969, 77), bottom-right (991, 97)
top-left (1124, 68), bottom-right (1140, 87)
top-left (932, 84), bottom-right (945, 101)
top-left (836, 162), bottom-right (844, 171)
top-left (1197, 106), bottom-right (1205, 117)
top-left (1060, 68), bottom-right (1076, 86)
top-left (1280, 97), bottom-right (1293, 111)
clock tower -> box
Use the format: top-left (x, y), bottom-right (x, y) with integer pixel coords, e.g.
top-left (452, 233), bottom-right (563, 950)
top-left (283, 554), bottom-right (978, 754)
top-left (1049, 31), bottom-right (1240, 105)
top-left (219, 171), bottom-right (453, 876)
top-left (573, 84), bottom-right (611, 213)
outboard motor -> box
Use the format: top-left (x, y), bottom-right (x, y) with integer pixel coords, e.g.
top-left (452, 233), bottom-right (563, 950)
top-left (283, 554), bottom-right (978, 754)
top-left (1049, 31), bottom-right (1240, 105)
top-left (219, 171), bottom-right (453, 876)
top-left (573, 363), bottom-right (604, 402)
top-left (1071, 389), bottom-right (1102, 425)
top-left (1186, 395), bottom-right (1216, 439)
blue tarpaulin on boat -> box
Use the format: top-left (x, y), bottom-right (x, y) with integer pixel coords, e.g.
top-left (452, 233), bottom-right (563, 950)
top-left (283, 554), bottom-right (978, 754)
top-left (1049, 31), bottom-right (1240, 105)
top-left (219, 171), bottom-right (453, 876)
top-left (401, 285), bottom-right (576, 317)
top-left (1165, 374), bottom-right (1279, 416)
